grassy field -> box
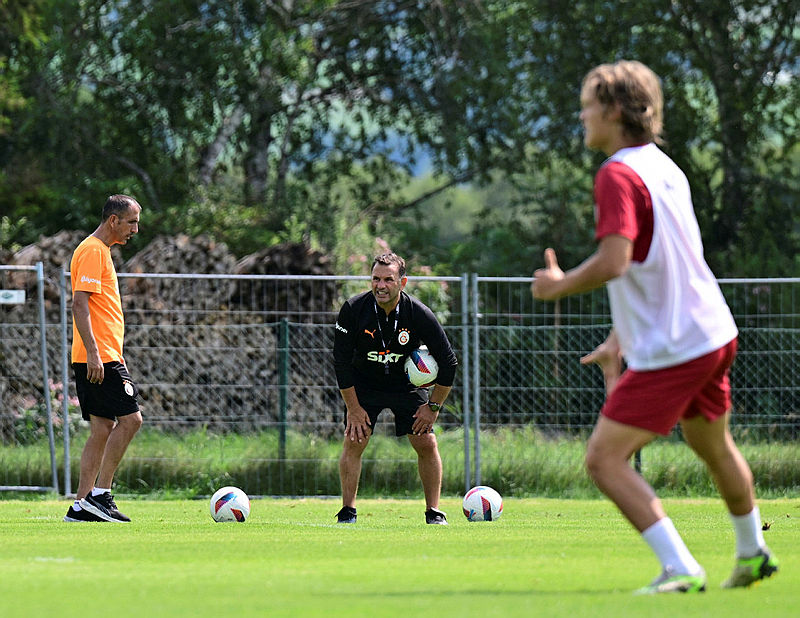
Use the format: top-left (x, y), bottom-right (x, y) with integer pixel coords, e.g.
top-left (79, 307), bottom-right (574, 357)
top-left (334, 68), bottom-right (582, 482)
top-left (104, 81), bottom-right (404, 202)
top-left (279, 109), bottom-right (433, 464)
top-left (0, 497), bottom-right (796, 617)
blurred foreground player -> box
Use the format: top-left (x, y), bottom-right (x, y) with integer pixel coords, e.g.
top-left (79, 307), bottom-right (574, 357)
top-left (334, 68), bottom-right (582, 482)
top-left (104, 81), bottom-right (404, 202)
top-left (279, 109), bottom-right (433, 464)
top-left (532, 61), bottom-right (778, 593)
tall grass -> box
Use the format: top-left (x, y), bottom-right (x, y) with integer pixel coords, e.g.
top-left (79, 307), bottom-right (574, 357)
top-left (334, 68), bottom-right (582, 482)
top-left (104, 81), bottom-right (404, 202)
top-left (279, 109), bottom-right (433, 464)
top-left (1, 426), bottom-right (798, 498)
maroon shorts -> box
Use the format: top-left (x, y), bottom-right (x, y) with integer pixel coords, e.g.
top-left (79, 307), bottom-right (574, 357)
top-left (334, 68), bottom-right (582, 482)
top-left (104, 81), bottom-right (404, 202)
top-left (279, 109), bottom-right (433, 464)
top-left (601, 338), bottom-right (737, 436)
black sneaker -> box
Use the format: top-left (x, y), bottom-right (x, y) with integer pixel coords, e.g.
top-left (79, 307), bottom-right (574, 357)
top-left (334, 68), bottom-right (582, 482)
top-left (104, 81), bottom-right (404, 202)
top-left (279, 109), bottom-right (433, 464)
top-left (425, 507), bottom-right (448, 525)
top-left (336, 506), bottom-right (357, 523)
top-left (80, 493), bottom-right (131, 523)
top-left (63, 505), bottom-right (106, 522)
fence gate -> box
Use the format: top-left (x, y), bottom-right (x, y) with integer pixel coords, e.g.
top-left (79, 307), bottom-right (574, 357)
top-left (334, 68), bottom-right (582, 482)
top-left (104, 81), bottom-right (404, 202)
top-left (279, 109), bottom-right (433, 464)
top-left (0, 263), bottom-right (59, 492)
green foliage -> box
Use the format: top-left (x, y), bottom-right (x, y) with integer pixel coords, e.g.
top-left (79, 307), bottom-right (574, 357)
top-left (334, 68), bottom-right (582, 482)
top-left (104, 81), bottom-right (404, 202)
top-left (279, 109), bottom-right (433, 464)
top-left (0, 215), bottom-right (29, 251)
top-left (3, 427), bottom-right (798, 498)
top-left (0, 1), bottom-right (797, 277)
top-left (0, 0), bottom-right (47, 134)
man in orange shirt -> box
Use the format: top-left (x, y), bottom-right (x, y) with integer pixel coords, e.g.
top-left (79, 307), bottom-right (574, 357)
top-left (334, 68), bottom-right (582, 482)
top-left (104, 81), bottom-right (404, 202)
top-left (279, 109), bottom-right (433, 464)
top-left (64, 195), bottom-right (143, 523)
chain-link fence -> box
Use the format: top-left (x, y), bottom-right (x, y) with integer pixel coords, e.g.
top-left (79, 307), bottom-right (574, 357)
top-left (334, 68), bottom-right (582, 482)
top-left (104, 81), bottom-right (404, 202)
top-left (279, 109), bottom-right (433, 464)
top-left (468, 276), bottom-right (800, 487)
top-left (471, 276), bottom-right (800, 436)
top-left (0, 264), bottom-right (59, 492)
top-left (1, 267), bottom-right (797, 495)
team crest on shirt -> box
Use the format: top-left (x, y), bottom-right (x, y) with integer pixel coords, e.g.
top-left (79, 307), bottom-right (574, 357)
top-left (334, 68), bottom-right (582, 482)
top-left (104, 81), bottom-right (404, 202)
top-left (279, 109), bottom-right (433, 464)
top-left (397, 328), bottom-right (410, 346)
top-left (123, 380), bottom-right (135, 397)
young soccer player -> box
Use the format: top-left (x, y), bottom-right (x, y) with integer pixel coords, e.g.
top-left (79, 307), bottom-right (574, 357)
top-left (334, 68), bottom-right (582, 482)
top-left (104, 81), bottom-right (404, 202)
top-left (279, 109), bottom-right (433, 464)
top-left (531, 60), bottom-right (778, 593)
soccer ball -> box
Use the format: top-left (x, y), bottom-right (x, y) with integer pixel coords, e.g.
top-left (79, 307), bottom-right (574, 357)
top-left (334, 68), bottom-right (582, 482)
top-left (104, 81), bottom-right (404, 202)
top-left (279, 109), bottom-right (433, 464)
top-left (405, 346), bottom-right (439, 387)
top-left (210, 486), bottom-right (250, 522)
top-left (462, 485), bottom-right (503, 521)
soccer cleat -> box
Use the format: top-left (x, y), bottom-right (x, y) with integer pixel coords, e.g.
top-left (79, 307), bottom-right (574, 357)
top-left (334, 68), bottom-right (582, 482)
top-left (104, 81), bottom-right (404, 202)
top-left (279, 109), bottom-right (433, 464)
top-left (634, 567), bottom-right (706, 595)
top-left (721, 550), bottom-right (779, 588)
top-left (336, 506), bottom-right (357, 524)
top-left (80, 493), bottom-right (131, 523)
top-left (425, 507), bottom-right (448, 525)
top-left (63, 505), bottom-right (106, 522)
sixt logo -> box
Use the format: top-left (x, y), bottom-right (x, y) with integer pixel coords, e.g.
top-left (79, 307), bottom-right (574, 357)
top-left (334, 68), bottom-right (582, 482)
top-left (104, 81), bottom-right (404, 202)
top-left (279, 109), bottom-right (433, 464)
top-left (335, 323), bottom-right (348, 334)
top-left (80, 275), bottom-right (100, 285)
top-left (367, 351), bottom-right (403, 364)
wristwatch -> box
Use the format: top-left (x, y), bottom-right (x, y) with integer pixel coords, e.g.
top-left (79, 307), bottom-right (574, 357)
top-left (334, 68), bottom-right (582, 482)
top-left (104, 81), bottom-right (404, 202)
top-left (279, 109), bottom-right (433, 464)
top-left (428, 401), bottom-right (442, 413)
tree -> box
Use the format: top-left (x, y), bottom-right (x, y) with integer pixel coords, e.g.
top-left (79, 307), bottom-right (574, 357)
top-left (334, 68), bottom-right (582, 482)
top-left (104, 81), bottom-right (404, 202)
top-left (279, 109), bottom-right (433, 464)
top-left (0, 0), bottom-right (46, 135)
top-left (1, 1), bottom-right (797, 278)
top-left (431, 0), bottom-right (800, 275)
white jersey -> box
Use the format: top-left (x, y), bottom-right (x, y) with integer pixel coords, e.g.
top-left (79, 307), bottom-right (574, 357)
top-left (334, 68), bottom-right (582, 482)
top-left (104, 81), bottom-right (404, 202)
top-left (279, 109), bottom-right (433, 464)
top-left (604, 144), bottom-right (737, 370)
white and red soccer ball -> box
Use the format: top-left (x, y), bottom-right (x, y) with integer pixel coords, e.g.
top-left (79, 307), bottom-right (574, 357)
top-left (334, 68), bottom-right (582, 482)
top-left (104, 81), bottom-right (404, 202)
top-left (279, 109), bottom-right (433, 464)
top-left (462, 485), bottom-right (503, 522)
top-left (405, 346), bottom-right (439, 387)
top-left (210, 486), bottom-right (250, 522)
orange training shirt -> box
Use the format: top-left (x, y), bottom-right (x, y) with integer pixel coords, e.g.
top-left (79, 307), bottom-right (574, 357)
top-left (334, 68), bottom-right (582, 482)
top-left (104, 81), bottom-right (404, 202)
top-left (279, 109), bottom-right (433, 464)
top-left (70, 235), bottom-right (125, 363)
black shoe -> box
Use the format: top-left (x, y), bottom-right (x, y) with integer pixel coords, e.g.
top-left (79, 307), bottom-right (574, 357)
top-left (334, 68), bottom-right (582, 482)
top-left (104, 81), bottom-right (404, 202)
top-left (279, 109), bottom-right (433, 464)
top-left (80, 493), bottom-right (131, 522)
top-left (336, 506), bottom-right (357, 523)
top-left (425, 508), bottom-right (448, 525)
top-left (63, 505), bottom-right (106, 522)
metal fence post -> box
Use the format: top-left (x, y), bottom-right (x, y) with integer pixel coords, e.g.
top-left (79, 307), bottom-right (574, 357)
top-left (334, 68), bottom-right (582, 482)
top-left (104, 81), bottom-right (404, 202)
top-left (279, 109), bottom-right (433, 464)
top-left (278, 318), bottom-right (289, 491)
top-left (36, 262), bottom-right (59, 492)
top-left (470, 272), bottom-right (481, 486)
top-left (460, 273), bottom-right (471, 492)
top-left (60, 267), bottom-right (72, 496)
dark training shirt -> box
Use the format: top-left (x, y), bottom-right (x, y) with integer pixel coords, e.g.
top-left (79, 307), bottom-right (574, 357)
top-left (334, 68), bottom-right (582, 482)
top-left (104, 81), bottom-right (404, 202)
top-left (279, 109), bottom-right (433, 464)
top-left (333, 291), bottom-right (458, 393)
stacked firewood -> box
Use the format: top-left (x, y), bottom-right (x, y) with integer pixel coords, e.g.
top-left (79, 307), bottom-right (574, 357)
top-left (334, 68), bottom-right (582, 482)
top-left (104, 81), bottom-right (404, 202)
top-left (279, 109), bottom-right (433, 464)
top-left (2, 233), bottom-right (342, 432)
top-left (122, 234), bottom-right (238, 314)
top-left (232, 241), bottom-right (337, 322)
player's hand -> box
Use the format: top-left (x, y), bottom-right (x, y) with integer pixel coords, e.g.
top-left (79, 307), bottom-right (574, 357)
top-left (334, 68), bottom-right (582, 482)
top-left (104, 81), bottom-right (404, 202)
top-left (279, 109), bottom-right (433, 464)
top-left (580, 334), bottom-right (622, 395)
top-left (86, 352), bottom-right (104, 384)
top-left (412, 403), bottom-right (437, 435)
top-left (344, 407), bottom-right (371, 443)
top-left (531, 248), bottom-right (565, 300)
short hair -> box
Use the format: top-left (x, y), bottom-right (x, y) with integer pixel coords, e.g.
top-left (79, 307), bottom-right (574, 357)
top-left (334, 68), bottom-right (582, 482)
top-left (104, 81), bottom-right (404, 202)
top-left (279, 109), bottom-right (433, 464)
top-left (102, 194), bottom-right (141, 221)
top-left (581, 60), bottom-right (663, 143)
top-left (371, 252), bottom-right (406, 279)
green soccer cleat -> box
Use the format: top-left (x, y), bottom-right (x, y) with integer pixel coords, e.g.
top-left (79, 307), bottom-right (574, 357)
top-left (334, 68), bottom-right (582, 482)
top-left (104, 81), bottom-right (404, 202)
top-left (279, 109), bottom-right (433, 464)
top-left (721, 550), bottom-right (779, 589)
top-left (634, 568), bottom-right (706, 595)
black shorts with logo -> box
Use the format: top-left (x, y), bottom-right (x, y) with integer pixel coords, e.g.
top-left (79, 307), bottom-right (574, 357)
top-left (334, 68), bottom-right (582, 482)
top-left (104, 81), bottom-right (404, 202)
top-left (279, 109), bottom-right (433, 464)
top-left (347, 383), bottom-right (428, 436)
top-left (72, 361), bottom-right (140, 421)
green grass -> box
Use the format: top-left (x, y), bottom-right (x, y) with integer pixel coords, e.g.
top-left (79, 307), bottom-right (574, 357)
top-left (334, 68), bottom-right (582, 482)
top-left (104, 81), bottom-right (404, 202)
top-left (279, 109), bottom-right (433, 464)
top-left (0, 497), bottom-right (796, 617)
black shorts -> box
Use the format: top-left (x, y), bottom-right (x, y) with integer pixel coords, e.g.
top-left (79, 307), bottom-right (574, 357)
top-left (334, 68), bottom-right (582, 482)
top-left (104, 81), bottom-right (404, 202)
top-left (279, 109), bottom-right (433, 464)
top-left (72, 361), bottom-right (140, 421)
top-left (346, 384), bottom-right (428, 436)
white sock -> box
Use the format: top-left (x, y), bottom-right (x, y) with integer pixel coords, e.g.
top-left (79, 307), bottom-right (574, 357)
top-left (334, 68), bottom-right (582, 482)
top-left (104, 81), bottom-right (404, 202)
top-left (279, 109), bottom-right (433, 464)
top-left (641, 517), bottom-right (703, 575)
top-left (730, 506), bottom-right (767, 558)
top-left (73, 500), bottom-right (82, 511)
top-left (92, 487), bottom-right (111, 497)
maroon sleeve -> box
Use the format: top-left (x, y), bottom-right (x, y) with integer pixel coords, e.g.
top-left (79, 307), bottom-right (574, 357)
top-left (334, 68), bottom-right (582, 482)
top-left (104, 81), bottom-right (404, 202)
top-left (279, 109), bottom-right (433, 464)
top-left (593, 161), bottom-right (653, 262)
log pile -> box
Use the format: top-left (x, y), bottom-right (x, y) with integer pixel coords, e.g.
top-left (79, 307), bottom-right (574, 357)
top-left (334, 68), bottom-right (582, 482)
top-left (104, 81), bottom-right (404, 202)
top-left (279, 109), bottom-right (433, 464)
top-left (232, 241), bottom-right (337, 322)
top-left (4, 231), bottom-right (93, 313)
top-left (125, 233), bottom-right (236, 274)
top-left (122, 234), bottom-right (238, 314)
top-left (2, 233), bottom-right (341, 433)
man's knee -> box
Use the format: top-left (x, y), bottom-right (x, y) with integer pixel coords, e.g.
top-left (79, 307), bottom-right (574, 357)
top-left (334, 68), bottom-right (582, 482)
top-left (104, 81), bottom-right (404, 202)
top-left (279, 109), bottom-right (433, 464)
top-left (341, 435), bottom-right (369, 458)
top-left (118, 411), bottom-right (143, 434)
top-left (88, 415), bottom-right (115, 439)
top-left (584, 436), bottom-right (619, 482)
top-left (409, 433), bottom-right (438, 457)
top-left (584, 439), bottom-right (604, 481)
